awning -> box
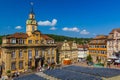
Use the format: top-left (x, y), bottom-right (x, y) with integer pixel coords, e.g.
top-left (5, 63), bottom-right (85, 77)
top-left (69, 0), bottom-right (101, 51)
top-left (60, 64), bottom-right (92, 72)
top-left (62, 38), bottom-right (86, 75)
top-left (109, 56), bottom-right (118, 59)
top-left (115, 60), bottom-right (120, 63)
top-left (78, 54), bottom-right (87, 58)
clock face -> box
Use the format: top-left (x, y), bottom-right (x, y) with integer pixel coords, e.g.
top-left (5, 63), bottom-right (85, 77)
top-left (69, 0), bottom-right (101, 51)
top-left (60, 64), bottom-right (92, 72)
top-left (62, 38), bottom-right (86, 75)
top-left (33, 21), bottom-right (36, 24)
top-left (26, 20), bottom-right (36, 25)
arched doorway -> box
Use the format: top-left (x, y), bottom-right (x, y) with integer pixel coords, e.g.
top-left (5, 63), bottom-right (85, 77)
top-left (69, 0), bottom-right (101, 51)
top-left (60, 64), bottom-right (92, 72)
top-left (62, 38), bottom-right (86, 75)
top-left (35, 57), bottom-right (44, 68)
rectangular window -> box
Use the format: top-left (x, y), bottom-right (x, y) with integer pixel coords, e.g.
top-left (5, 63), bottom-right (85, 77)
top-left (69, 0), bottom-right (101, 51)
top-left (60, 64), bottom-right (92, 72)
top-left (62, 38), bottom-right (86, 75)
top-left (28, 40), bottom-right (32, 44)
top-left (11, 62), bottom-right (16, 70)
top-left (42, 50), bottom-right (44, 57)
top-left (35, 50), bottom-right (39, 57)
top-left (52, 49), bottom-right (54, 54)
top-left (28, 50), bottom-right (32, 59)
top-left (52, 57), bottom-right (54, 63)
top-left (47, 57), bottom-right (50, 63)
top-left (48, 49), bottom-right (51, 54)
top-left (11, 51), bottom-right (15, 58)
top-left (19, 50), bottom-right (22, 58)
top-left (19, 39), bottom-right (24, 44)
top-left (19, 61), bottom-right (23, 69)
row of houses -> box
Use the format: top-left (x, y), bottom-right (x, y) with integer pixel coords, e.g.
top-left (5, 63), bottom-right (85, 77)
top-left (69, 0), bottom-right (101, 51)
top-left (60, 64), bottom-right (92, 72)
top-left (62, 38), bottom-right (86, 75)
top-left (89, 28), bottom-right (120, 63)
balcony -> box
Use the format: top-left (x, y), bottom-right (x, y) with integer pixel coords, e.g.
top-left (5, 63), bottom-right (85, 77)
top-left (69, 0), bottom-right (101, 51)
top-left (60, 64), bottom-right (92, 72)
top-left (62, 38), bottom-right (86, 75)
top-left (2, 43), bottom-right (27, 48)
top-left (1, 43), bottom-right (57, 48)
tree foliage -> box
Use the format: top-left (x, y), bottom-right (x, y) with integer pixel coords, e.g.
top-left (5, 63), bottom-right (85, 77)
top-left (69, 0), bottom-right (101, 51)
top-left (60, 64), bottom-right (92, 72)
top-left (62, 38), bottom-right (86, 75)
top-left (46, 34), bottom-right (92, 44)
top-left (0, 36), bottom-right (3, 44)
top-left (86, 54), bottom-right (93, 62)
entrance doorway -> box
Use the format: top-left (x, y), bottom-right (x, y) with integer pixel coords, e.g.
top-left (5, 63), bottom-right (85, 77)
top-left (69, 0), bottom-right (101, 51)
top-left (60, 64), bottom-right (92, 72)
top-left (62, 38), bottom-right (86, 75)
top-left (35, 58), bottom-right (40, 68)
top-left (35, 57), bottom-right (44, 68)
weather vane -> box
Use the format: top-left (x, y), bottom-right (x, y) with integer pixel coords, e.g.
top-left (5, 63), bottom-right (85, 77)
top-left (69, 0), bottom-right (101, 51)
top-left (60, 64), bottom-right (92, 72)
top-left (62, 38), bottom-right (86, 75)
top-left (30, 2), bottom-right (34, 6)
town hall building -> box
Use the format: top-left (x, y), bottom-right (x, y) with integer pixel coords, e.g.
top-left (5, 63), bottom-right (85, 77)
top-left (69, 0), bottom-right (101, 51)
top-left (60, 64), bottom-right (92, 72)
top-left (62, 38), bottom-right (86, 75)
top-left (0, 8), bottom-right (57, 75)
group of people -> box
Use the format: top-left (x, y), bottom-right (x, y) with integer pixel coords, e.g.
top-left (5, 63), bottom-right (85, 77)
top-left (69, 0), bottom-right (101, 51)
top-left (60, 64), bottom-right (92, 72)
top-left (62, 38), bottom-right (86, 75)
top-left (36, 64), bottom-right (55, 72)
top-left (12, 71), bottom-right (20, 78)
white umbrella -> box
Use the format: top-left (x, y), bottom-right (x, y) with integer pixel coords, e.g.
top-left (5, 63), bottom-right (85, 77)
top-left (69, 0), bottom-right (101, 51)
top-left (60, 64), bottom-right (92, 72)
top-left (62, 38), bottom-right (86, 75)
top-left (109, 56), bottom-right (118, 59)
top-left (107, 59), bottom-right (111, 61)
top-left (115, 60), bottom-right (120, 63)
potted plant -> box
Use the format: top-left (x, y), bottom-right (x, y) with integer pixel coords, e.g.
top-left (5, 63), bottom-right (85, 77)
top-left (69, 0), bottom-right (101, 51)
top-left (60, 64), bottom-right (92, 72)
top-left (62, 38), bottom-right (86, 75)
top-left (31, 66), bottom-right (35, 71)
top-left (6, 70), bottom-right (11, 78)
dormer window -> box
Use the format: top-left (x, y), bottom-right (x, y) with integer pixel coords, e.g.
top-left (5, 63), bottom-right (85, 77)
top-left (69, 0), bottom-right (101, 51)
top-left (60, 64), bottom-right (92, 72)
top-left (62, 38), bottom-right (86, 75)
top-left (11, 38), bottom-right (16, 44)
top-left (35, 40), bottom-right (39, 44)
top-left (19, 39), bottom-right (24, 44)
top-left (36, 34), bottom-right (39, 36)
top-left (28, 40), bottom-right (32, 44)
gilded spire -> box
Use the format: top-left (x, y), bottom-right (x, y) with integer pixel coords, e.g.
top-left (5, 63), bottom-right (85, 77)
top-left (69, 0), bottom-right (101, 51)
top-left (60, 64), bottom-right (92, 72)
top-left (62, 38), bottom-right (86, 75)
top-left (29, 2), bottom-right (35, 19)
top-left (30, 2), bottom-right (34, 14)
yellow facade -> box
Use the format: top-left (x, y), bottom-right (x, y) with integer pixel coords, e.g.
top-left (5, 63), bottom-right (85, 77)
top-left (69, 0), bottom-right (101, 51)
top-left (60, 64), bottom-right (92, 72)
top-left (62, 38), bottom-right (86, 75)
top-left (0, 9), bottom-right (57, 76)
top-left (89, 35), bottom-right (107, 63)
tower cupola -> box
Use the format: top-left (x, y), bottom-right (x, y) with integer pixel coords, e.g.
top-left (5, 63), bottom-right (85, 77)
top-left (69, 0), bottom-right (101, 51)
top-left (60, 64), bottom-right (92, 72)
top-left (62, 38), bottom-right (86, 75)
top-left (26, 2), bottom-right (38, 36)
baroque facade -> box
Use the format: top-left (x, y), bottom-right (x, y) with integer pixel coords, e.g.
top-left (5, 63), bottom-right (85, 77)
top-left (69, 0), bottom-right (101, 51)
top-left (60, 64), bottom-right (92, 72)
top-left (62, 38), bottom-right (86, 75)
top-left (57, 40), bottom-right (78, 64)
top-left (0, 9), bottom-right (57, 75)
top-left (89, 35), bottom-right (107, 63)
top-left (107, 28), bottom-right (120, 58)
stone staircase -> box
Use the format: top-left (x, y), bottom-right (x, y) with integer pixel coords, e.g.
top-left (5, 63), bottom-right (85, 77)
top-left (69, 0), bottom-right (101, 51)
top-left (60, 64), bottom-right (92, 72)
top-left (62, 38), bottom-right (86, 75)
top-left (35, 72), bottom-right (60, 80)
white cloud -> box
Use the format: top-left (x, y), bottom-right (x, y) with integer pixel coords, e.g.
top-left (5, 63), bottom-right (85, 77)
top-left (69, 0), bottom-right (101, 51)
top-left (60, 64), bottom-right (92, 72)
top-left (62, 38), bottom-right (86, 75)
top-left (51, 19), bottom-right (57, 26)
top-left (62, 27), bottom-right (80, 32)
top-left (80, 29), bottom-right (89, 35)
top-left (38, 19), bottom-right (57, 27)
top-left (15, 26), bottom-right (22, 30)
top-left (50, 27), bottom-right (57, 30)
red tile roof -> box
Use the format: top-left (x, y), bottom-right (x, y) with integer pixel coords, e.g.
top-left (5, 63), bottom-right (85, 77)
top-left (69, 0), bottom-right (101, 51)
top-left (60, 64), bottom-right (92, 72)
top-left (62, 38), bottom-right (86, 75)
top-left (94, 35), bottom-right (108, 39)
top-left (109, 28), bottom-right (120, 34)
top-left (7, 33), bottom-right (28, 39)
top-left (41, 35), bottom-right (53, 40)
top-left (77, 44), bottom-right (89, 48)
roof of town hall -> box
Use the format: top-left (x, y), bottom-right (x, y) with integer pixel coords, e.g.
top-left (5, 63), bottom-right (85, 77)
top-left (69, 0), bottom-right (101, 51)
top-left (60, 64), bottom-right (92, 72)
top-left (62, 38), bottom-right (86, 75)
top-left (41, 34), bottom-right (54, 40)
top-left (7, 33), bottom-right (28, 39)
top-left (5, 32), bottom-right (53, 40)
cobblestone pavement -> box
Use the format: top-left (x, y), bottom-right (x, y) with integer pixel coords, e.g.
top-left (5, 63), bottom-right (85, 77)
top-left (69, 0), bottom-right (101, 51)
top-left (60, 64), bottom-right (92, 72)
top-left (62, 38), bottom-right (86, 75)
top-left (72, 62), bottom-right (120, 80)
top-left (35, 72), bottom-right (60, 80)
top-left (73, 62), bottom-right (120, 69)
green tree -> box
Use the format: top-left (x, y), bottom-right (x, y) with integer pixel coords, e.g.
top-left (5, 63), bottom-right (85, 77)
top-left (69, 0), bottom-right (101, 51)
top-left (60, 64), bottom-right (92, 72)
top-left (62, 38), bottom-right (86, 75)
top-left (86, 54), bottom-right (93, 62)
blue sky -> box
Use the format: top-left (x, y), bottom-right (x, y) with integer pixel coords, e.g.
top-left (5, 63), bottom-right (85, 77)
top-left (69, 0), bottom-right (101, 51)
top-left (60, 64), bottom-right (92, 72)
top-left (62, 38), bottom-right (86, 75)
top-left (1, 0), bottom-right (120, 38)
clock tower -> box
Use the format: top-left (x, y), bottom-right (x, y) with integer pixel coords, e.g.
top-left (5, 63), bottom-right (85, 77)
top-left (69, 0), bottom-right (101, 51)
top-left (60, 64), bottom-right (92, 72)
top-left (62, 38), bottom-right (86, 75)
top-left (26, 7), bottom-right (37, 36)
